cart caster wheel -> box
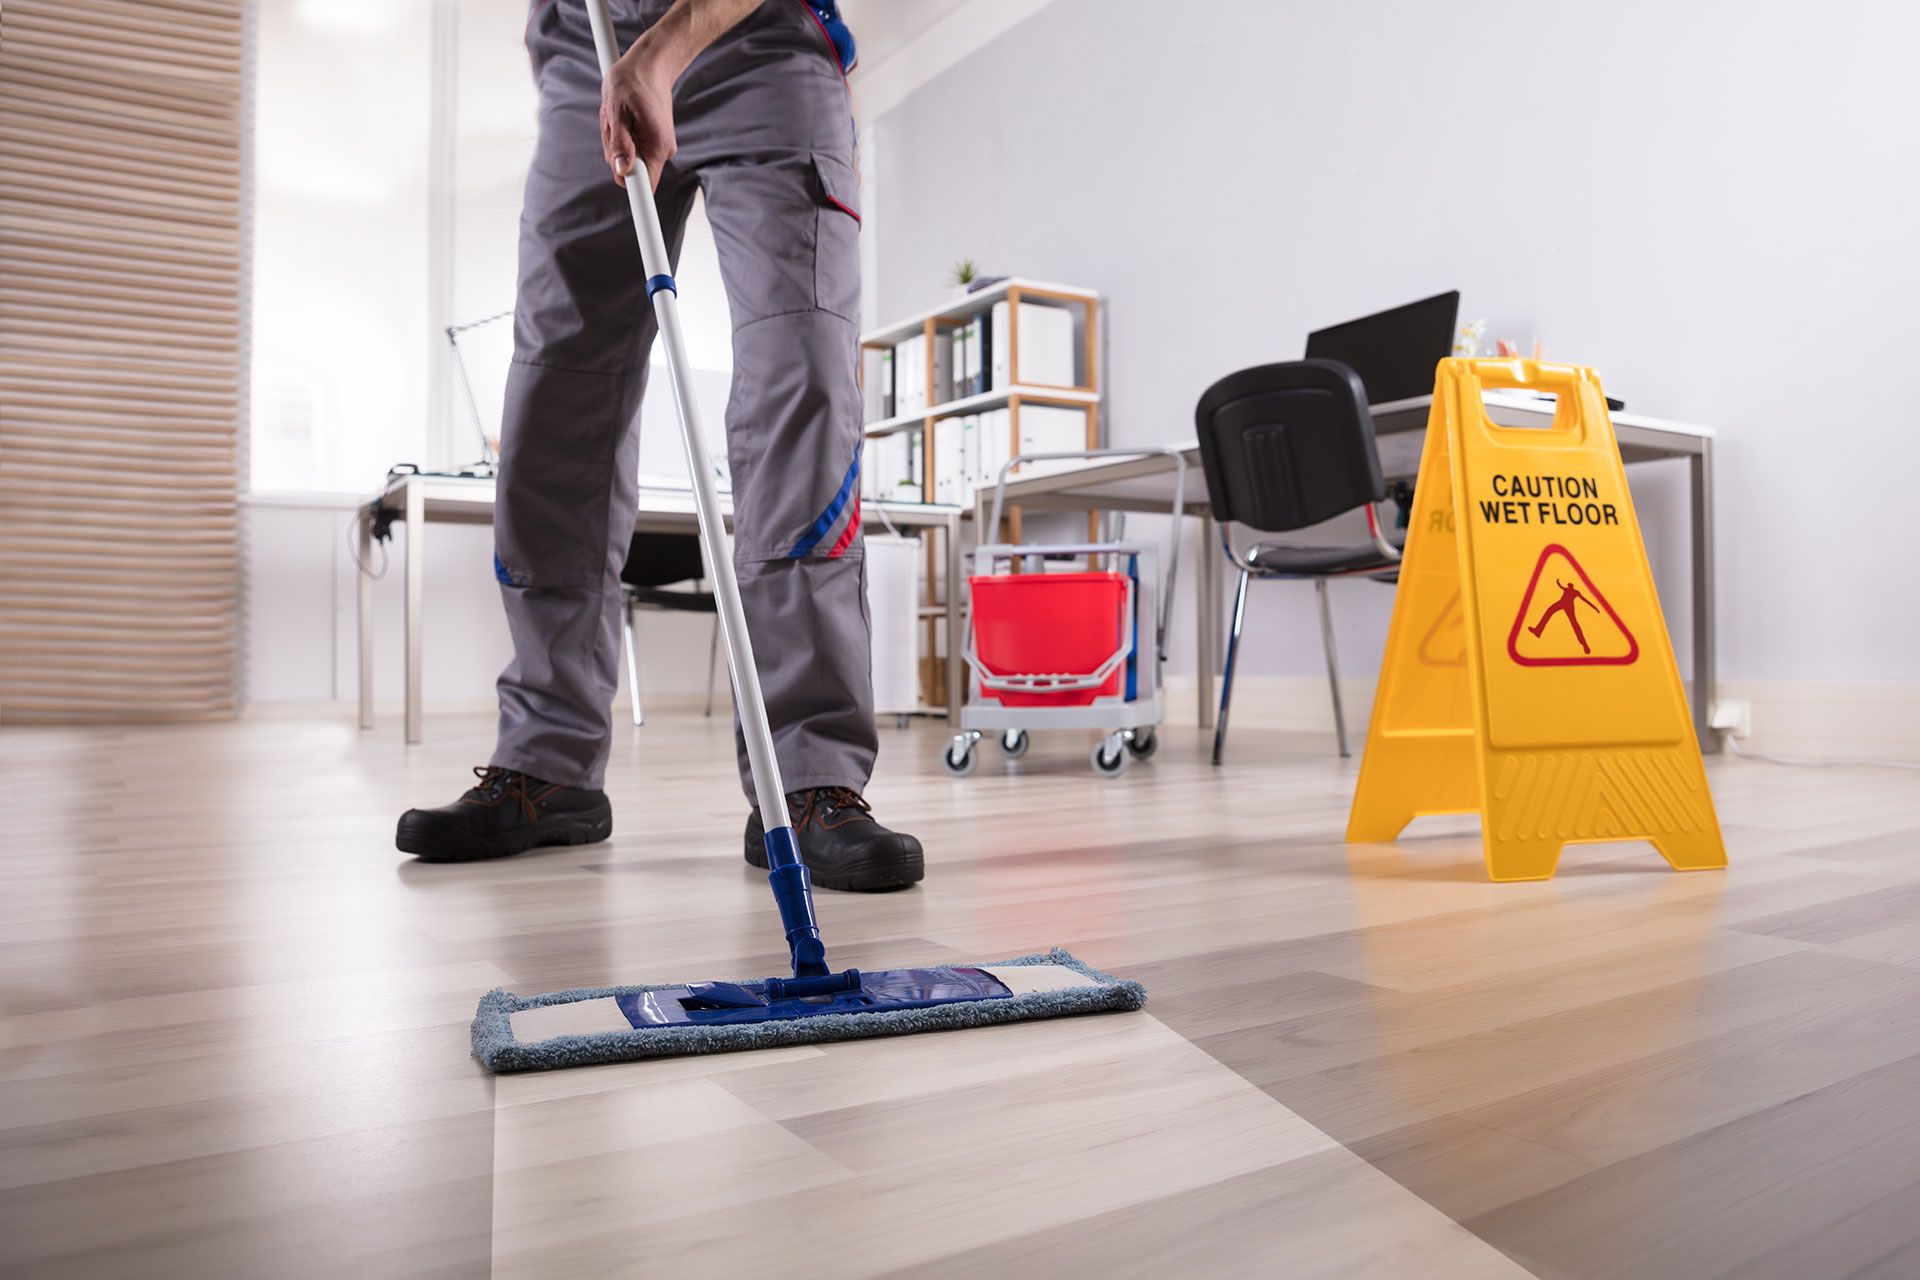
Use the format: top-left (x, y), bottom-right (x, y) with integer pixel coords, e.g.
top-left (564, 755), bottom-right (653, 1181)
top-left (1125, 727), bottom-right (1158, 760)
top-left (1090, 736), bottom-right (1130, 778)
top-left (943, 737), bottom-right (978, 777)
top-left (1000, 729), bottom-right (1029, 759)
top-left (896, 714), bottom-right (912, 729)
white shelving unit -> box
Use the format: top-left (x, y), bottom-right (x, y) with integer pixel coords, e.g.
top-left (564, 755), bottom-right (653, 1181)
top-left (858, 278), bottom-right (1104, 711)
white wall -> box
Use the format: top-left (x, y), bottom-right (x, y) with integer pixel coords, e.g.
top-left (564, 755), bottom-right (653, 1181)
top-left (869, 0), bottom-right (1920, 694)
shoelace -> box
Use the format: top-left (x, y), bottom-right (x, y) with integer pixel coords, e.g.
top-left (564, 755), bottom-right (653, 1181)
top-left (796, 786), bottom-right (870, 825)
top-left (465, 765), bottom-right (541, 822)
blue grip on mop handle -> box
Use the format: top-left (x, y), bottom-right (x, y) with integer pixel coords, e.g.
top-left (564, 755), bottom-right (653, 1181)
top-left (646, 273), bottom-right (676, 298)
top-left (764, 826), bottom-right (831, 978)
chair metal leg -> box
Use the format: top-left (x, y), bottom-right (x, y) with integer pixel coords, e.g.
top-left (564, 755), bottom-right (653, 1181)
top-left (622, 597), bottom-right (644, 727)
top-left (1212, 569), bottom-right (1251, 766)
top-left (1315, 577), bottom-right (1349, 758)
top-left (704, 610), bottom-right (720, 717)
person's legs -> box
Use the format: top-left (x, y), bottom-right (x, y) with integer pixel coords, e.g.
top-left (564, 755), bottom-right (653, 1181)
top-left (491, 0), bottom-right (696, 791)
top-left (672, 2), bottom-right (876, 799)
top-left (397, 0), bottom-right (694, 862)
top-left (666, 2), bottom-right (918, 890)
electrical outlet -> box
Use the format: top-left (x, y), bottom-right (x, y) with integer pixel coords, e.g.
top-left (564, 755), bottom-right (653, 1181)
top-left (1709, 699), bottom-right (1752, 739)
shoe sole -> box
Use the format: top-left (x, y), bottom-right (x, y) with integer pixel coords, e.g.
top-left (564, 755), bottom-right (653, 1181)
top-left (743, 843), bottom-right (924, 893)
top-left (399, 807), bottom-right (613, 863)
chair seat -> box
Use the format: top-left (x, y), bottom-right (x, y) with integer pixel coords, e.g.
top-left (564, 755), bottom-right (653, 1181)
top-left (621, 532), bottom-right (707, 589)
top-left (624, 585), bottom-right (716, 613)
top-left (1247, 541), bottom-right (1399, 576)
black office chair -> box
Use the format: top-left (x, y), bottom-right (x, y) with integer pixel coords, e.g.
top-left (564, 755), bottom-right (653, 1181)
top-left (1194, 360), bottom-right (1402, 763)
top-left (620, 532), bottom-right (720, 726)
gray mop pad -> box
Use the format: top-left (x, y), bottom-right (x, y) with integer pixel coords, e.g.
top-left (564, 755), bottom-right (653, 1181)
top-left (472, 947), bottom-right (1146, 1073)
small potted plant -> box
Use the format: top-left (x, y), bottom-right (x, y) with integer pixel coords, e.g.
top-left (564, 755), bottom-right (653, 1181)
top-left (950, 257), bottom-right (1006, 294)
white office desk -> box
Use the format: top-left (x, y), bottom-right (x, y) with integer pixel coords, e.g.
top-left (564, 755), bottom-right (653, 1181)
top-left (358, 472), bottom-right (965, 743)
top-left (988, 392), bottom-right (1720, 748)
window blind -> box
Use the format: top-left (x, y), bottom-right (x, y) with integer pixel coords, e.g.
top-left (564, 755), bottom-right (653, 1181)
top-left (0, 0), bottom-right (246, 722)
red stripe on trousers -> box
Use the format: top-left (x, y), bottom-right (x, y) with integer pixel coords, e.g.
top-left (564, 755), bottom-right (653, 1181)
top-left (828, 495), bottom-right (861, 557)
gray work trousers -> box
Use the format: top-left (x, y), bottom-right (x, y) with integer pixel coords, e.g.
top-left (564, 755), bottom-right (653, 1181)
top-left (491, 0), bottom-right (876, 799)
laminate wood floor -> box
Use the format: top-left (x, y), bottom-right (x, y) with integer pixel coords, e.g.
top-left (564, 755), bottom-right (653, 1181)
top-left (4, 710), bottom-right (1918, 1278)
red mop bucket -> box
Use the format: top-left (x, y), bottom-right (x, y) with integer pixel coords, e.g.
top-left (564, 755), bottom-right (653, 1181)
top-left (968, 570), bottom-right (1130, 707)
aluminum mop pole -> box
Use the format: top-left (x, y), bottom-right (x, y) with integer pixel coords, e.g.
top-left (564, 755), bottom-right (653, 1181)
top-left (584, 0), bottom-right (831, 982)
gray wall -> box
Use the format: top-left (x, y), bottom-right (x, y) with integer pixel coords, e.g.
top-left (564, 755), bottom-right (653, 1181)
top-left (872, 0), bottom-right (1920, 686)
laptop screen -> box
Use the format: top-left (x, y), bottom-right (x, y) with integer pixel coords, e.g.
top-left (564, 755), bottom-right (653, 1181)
top-left (1304, 291), bottom-right (1460, 405)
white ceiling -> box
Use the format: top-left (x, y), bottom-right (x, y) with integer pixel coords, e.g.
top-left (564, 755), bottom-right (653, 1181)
top-left (839, 0), bottom-right (971, 72)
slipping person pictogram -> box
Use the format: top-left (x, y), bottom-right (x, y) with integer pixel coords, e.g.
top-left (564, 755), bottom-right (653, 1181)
top-left (1527, 578), bottom-right (1597, 654)
top-left (1504, 543), bottom-right (1638, 667)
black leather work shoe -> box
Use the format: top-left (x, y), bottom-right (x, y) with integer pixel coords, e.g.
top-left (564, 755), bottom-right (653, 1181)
top-left (396, 766), bottom-right (612, 862)
top-left (744, 787), bottom-right (924, 892)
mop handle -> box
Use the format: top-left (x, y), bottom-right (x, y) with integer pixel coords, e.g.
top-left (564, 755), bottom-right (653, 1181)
top-left (583, 0), bottom-right (791, 835)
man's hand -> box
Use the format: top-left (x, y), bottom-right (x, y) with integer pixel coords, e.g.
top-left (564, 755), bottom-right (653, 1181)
top-left (597, 0), bottom-right (767, 190)
top-left (600, 44), bottom-right (677, 190)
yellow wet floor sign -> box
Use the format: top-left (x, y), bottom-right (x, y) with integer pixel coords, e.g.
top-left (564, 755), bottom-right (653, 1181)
top-left (1347, 358), bottom-right (1725, 881)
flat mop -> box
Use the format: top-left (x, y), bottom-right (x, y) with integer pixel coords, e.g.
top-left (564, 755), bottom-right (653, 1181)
top-left (469, 0), bottom-right (1144, 1072)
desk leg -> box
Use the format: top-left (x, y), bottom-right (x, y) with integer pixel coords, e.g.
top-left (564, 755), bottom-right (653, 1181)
top-left (1690, 439), bottom-right (1718, 753)
top-left (1196, 518), bottom-right (1217, 729)
top-left (404, 479), bottom-right (425, 745)
top-left (945, 513), bottom-right (964, 725)
top-left (357, 508), bottom-right (374, 730)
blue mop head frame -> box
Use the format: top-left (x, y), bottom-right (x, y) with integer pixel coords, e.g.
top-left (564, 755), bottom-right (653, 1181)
top-left (472, 947), bottom-right (1145, 1073)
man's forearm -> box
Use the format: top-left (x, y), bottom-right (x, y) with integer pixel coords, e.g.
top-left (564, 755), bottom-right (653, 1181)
top-left (627, 0), bottom-right (766, 81)
top-left (601, 0), bottom-right (767, 187)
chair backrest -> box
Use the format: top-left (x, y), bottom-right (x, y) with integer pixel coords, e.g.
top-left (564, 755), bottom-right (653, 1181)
top-left (1193, 359), bottom-right (1385, 533)
top-left (621, 531), bottom-right (707, 589)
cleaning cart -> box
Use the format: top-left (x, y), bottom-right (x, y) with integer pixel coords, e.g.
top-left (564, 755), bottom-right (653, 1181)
top-left (944, 448), bottom-right (1186, 778)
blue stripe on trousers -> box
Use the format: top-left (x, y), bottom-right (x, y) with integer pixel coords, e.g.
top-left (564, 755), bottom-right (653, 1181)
top-left (786, 448), bottom-right (861, 558)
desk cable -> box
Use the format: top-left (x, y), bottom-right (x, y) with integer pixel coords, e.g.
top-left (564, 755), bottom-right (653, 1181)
top-left (349, 502), bottom-right (391, 581)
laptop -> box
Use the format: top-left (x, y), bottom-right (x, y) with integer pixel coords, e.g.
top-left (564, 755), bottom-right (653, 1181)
top-left (1304, 291), bottom-right (1460, 405)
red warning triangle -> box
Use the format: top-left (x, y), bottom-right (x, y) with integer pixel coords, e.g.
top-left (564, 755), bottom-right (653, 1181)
top-left (1506, 543), bottom-right (1638, 666)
